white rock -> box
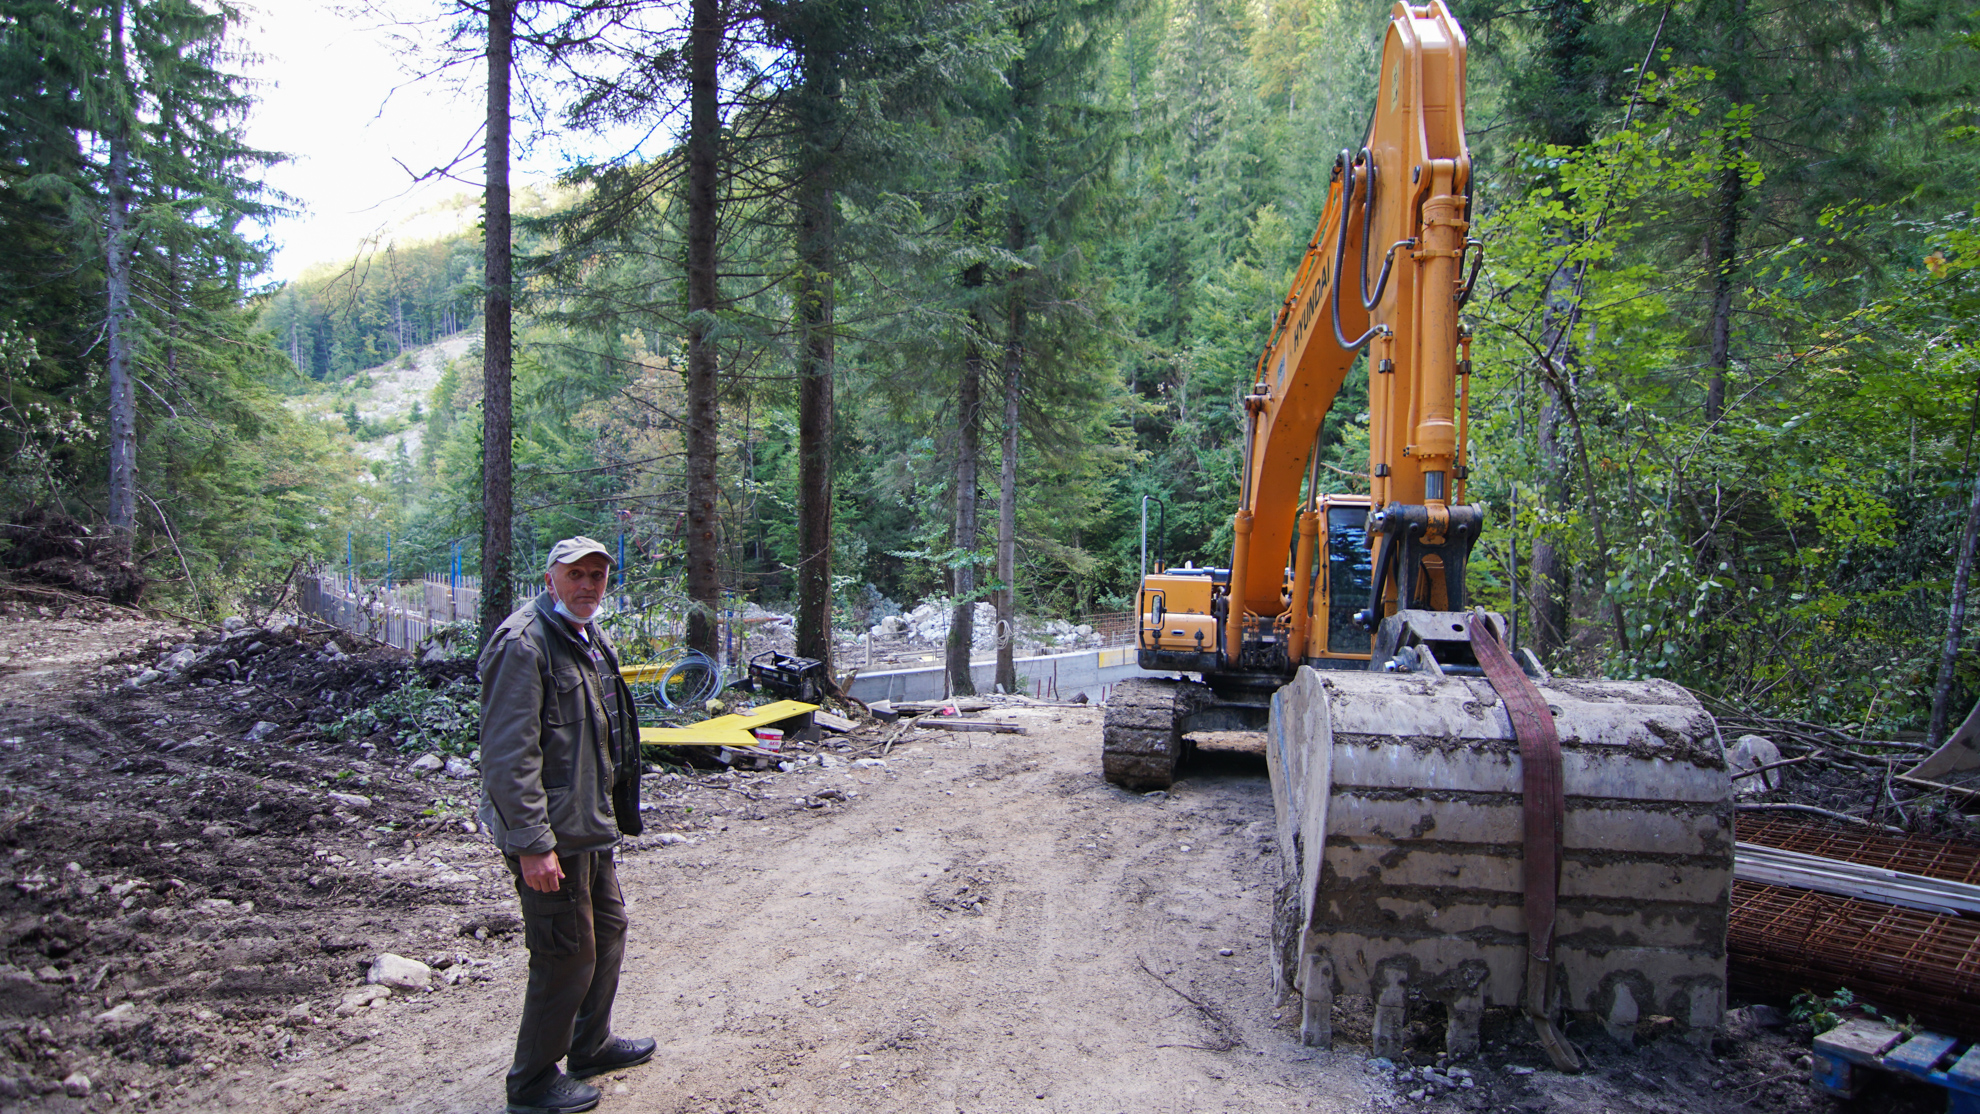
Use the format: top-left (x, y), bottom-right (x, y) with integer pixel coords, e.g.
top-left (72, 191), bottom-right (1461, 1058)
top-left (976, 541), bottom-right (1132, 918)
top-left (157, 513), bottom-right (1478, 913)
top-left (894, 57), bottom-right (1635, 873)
top-left (422, 644), bottom-right (450, 664)
top-left (164, 648), bottom-right (198, 671)
top-left (130, 669), bottom-right (163, 687)
top-left (327, 791), bottom-right (372, 809)
top-left (443, 756), bottom-right (476, 780)
top-left (246, 721), bottom-right (280, 742)
top-left (1728, 733), bottom-right (1784, 796)
top-left (93, 1002), bottom-right (140, 1024)
top-left (336, 985), bottom-right (391, 1015)
top-left (409, 754), bottom-right (444, 773)
top-left (820, 755), bottom-right (845, 769)
top-left (852, 758), bottom-right (886, 768)
top-left (657, 833), bottom-right (688, 845)
top-left (61, 1072), bottom-right (90, 1098)
top-left (222, 616), bottom-right (247, 631)
top-left (367, 953), bottom-right (434, 991)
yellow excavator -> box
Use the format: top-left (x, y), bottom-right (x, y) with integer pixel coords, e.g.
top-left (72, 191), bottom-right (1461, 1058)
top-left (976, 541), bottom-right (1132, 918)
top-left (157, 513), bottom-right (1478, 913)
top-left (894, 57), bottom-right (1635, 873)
top-left (1105, 1), bottom-right (1731, 1069)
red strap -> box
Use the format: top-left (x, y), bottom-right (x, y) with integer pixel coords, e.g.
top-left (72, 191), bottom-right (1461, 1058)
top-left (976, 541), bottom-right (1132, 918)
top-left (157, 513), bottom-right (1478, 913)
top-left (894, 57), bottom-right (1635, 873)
top-left (1470, 614), bottom-right (1584, 1071)
top-left (1469, 616), bottom-right (1563, 968)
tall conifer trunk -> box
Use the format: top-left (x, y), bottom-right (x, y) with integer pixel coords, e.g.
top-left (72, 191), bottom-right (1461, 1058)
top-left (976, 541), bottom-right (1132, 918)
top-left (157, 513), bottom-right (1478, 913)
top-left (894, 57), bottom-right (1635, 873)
top-left (947, 248), bottom-right (986, 696)
top-left (995, 213), bottom-right (1023, 694)
top-left (479, 0), bottom-right (515, 645)
top-left (794, 141), bottom-right (835, 671)
top-left (683, 0), bottom-right (723, 658)
top-left (104, 0), bottom-right (136, 539)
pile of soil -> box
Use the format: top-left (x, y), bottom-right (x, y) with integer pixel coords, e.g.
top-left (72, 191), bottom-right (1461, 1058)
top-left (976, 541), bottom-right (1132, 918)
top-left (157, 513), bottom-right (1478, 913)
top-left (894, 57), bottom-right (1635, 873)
top-left (0, 507), bottom-right (144, 608)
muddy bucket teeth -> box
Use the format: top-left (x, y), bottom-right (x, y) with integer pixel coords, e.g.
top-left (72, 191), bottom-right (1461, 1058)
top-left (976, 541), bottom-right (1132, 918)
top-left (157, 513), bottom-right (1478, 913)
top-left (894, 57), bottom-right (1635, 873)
top-left (1267, 666), bottom-right (1732, 1058)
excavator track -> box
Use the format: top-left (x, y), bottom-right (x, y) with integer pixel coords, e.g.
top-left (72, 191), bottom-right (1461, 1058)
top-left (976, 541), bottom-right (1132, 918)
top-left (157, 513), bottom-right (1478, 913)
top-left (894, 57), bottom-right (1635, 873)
top-left (1101, 677), bottom-right (1210, 789)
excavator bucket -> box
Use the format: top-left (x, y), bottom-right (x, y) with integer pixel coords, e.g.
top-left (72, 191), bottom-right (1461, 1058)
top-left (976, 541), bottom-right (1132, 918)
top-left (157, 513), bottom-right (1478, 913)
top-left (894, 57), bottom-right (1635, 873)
top-left (1266, 658), bottom-right (1732, 1059)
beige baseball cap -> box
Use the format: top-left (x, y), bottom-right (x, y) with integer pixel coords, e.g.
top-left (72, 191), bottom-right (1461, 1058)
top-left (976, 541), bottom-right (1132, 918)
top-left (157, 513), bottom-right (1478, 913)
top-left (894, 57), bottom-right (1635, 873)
top-left (545, 536), bottom-right (616, 572)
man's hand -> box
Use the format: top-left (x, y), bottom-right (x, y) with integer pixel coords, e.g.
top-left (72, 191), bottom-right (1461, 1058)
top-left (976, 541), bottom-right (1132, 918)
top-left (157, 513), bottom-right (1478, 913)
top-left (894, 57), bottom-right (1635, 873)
top-left (520, 850), bottom-right (564, 893)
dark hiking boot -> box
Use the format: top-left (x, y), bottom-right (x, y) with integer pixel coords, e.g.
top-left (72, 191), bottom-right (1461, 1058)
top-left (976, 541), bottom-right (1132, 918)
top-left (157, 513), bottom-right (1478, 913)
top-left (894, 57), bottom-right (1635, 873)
top-left (567, 1035), bottom-right (657, 1078)
top-left (507, 1072), bottom-right (600, 1114)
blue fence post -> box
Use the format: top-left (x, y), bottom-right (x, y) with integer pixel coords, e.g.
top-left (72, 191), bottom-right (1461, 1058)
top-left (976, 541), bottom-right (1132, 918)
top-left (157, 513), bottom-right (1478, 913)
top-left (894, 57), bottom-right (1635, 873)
top-left (346, 529), bottom-right (354, 594)
top-left (386, 531), bottom-right (393, 591)
top-left (617, 532), bottom-right (625, 589)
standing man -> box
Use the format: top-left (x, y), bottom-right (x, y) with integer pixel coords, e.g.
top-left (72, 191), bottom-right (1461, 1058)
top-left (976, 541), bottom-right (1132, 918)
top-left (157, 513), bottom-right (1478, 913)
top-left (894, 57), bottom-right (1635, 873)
top-left (480, 537), bottom-right (654, 1114)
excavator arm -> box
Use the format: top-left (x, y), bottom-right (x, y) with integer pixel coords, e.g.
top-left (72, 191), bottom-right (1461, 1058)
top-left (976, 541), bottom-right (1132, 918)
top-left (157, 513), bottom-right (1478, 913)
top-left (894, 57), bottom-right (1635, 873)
top-left (1224, 0), bottom-right (1479, 666)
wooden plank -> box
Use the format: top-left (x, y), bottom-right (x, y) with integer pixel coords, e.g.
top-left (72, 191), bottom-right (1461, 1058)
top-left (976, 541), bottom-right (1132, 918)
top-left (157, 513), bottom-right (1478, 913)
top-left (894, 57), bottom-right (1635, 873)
top-left (1814, 1019), bottom-right (1904, 1067)
top-left (1886, 1033), bottom-right (1958, 1075)
top-left (1948, 1045), bottom-right (1980, 1087)
top-left (923, 720), bottom-right (1028, 734)
top-left (814, 711), bottom-right (856, 733)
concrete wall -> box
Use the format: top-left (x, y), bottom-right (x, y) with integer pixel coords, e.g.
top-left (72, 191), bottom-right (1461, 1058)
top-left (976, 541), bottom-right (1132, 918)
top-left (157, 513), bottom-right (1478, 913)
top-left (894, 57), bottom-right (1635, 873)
top-left (845, 645), bottom-right (1160, 704)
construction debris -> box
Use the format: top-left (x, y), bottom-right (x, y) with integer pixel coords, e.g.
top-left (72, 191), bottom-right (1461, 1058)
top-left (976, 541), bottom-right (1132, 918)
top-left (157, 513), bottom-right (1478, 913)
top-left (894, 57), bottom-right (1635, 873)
top-left (1904, 698), bottom-right (1980, 801)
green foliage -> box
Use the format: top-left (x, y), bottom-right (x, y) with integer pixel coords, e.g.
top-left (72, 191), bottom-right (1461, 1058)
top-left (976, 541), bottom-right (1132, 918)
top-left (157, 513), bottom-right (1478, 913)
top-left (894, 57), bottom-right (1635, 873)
top-left (330, 676), bottom-right (480, 755)
top-left (1789, 987), bottom-right (1855, 1035)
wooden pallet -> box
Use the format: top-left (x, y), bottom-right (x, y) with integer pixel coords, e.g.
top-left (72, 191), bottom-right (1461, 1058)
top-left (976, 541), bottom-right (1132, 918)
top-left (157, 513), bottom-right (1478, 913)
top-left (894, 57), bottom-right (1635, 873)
top-left (1812, 1018), bottom-right (1980, 1113)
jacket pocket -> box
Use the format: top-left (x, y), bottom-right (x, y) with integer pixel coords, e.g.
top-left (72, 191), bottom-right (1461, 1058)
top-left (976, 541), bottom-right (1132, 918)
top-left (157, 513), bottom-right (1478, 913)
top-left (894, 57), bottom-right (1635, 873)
top-left (519, 888), bottom-right (584, 957)
top-left (546, 666), bottom-right (587, 729)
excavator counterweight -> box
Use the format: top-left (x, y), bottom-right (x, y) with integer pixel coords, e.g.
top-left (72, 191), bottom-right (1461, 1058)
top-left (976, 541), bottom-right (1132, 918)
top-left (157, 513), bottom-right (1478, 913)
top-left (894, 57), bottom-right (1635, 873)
top-left (1102, 0), bottom-right (1730, 1066)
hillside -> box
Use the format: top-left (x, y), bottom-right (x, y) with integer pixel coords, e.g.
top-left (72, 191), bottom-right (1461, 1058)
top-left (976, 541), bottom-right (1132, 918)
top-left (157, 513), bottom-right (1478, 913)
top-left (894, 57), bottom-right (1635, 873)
top-left (285, 331), bottom-right (475, 468)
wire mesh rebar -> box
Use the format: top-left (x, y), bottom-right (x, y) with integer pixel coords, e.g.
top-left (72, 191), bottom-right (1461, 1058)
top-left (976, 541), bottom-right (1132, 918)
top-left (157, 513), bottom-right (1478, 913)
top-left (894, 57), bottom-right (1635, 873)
top-left (1738, 815), bottom-right (1980, 885)
top-left (1731, 817), bottom-right (1980, 1033)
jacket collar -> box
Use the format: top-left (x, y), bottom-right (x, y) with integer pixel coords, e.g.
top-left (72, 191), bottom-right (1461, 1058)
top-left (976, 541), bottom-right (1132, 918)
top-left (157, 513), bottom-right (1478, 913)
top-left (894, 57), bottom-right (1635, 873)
top-left (532, 590), bottom-right (618, 669)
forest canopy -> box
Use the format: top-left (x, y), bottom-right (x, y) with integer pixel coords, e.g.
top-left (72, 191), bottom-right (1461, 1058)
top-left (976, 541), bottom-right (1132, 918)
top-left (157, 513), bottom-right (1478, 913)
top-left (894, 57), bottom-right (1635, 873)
top-left (2, 0), bottom-right (1978, 732)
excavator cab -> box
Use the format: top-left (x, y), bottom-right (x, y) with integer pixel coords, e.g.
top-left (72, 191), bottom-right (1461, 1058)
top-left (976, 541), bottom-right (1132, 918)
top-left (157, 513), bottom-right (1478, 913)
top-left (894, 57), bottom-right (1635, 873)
top-left (1315, 495), bottom-right (1376, 660)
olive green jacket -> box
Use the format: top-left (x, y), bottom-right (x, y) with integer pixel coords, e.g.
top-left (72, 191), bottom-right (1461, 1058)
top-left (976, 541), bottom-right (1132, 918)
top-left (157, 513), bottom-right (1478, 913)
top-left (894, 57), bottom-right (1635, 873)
top-left (476, 591), bottom-right (638, 857)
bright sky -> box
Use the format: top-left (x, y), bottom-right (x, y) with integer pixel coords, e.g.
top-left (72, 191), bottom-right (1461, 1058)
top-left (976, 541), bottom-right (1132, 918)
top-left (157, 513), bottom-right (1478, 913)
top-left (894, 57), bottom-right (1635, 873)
top-left (238, 0), bottom-right (481, 281)
top-left (238, 0), bottom-right (660, 283)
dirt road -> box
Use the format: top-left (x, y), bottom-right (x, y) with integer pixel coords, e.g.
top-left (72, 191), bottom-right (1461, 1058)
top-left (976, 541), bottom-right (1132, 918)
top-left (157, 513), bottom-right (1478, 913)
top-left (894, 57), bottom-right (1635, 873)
top-left (336, 726), bottom-right (1375, 1114)
top-left (0, 611), bottom-right (1859, 1114)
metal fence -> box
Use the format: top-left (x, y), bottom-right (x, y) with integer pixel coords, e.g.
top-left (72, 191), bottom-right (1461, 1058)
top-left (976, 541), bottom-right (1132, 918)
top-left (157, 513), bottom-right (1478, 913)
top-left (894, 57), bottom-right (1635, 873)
top-left (299, 572), bottom-right (489, 652)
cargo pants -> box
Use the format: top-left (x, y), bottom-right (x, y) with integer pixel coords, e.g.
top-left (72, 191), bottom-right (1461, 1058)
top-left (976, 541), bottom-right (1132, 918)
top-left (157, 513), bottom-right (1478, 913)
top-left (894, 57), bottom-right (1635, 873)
top-left (502, 849), bottom-right (628, 1101)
